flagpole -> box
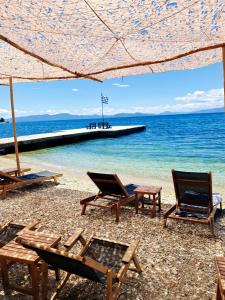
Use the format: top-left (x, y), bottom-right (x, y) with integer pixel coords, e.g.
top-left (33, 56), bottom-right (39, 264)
top-left (101, 93), bottom-right (104, 124)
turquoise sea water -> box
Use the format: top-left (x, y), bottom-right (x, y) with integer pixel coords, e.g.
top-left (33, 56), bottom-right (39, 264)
top-left (1, 113), bottom-right (225, 186)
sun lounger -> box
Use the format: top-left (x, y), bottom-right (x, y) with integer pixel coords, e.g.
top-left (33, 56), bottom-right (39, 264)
top-left (163, 169), bottom-right (222, 236)
top-left (17, 228), bottom-right (142, 300)
top-left (80, 172), bottom-right (138, 222)
top-left (0, 170), bottom-right (63, 199)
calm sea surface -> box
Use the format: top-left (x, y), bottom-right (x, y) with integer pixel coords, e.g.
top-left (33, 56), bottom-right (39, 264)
top-left (1, 113), bottom-right (225, 186)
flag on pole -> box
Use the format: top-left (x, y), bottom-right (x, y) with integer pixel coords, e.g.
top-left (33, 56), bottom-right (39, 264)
top-left (101, 93), bottom-right (109, 104)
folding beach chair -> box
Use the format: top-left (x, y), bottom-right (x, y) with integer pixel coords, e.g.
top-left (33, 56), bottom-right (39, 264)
top-left (163, 169), bottom-right (222, 236)
top-left (0, 170), bottom-right (63, 199)
top-left (80, 172), bottom-right (137, 222)
top-left (17, 229), bottom-right (142, 300)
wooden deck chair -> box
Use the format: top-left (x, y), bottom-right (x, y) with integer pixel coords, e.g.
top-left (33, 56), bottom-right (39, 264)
top-left (215, 256), bottom-right (225, 300)
top-left (0, 170), bottom-right (63, 199)
top-left (17, 229), bottom-right (141, 300)
top-left (164, 170), bottom-right (222, 236)
top-left (80, 172), bottom-right (138, 222)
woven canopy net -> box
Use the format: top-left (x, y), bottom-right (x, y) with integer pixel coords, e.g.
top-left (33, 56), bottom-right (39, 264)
top-left (0, 0), bottom-right (225, 83)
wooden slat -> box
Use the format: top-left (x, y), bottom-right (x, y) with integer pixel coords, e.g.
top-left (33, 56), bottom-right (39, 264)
top-left (64, 228), bottom-right (85, 249)
top-left (122, 240), bottom-right (139, 263)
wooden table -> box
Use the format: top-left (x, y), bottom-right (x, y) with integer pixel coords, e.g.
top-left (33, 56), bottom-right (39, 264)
top-left (0, 230), bottom-right (61, 299)
top-left (134, 185), bottom-right (162, 217)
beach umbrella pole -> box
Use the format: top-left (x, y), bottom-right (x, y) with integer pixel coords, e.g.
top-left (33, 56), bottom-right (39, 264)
top-left (223, 47), bottom-right (225, 110)
top-left (9, 77), bottom-right (21, 175)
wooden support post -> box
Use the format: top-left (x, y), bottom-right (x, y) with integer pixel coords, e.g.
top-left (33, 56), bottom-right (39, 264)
top-left (222, 47), bottom-right (225, 111)
top-left (9, 77), bottom-right (21, 175)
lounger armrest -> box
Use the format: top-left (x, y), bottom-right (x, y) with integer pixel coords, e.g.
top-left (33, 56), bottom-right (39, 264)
top-left (122, 240), bottom-right (139, 264)
top-left (25, 220), bottom-right (41, 231)
top-left (164, 204), bottom-right (176, 218)
top-left (64, 228), bottom-right (86, 250)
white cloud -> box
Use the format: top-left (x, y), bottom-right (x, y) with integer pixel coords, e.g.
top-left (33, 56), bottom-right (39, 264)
top-left (112, 83), bottom-right (129, 88)
top-left (72, 88), bottom-right (79, 92)
top-left (175, 88), bottom-right (223, 105)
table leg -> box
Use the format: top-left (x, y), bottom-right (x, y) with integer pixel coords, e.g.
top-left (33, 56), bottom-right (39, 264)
top-left (31, 264), bottom-right (40, 300)
top-left (158, 191), bottom-right (161, 212)
top-left (41, 262), bottom-right (48, 300)
top-left (152, 194), bottom-right (156, 217)
top-left (0, 258), bottom-right (10, 295)
top-left (135, 194), bottom-right (139, 214)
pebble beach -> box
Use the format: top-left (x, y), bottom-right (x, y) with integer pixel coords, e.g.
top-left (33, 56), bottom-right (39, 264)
top-left (0, 155), bottom-right (225, 299)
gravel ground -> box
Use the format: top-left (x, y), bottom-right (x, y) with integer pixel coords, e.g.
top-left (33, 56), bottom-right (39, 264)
top-left (0, 183), bottom-right (224, 299)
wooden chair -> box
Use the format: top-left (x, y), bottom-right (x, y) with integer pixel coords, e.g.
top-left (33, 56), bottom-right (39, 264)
top-left (17, 229), bottom-right (142, 300)
top-left (164, 170), bottom-right (222, 236)
top-left (0, 170), bottom-right (63, 199)
top-left (80, 172), bottom-right (138, 222)
top-left (215, 256), bottom-right (225, 300)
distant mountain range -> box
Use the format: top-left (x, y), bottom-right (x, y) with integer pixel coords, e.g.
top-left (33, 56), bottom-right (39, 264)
top-left (6, 107), bottom-right (224, 122)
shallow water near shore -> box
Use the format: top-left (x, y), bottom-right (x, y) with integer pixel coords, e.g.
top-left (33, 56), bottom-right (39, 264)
top-left (1, 113), bottom-right (225, 194)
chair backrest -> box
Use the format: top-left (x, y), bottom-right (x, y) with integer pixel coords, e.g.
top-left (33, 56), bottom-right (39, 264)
top-left (0, 223), bottom-right (25, 247)
top-left (172, 169), bottom-right (212, 212)
top-left (87, 172), bottom-right (129, 197)
top-left (17, 238), bottom-right (106, 284)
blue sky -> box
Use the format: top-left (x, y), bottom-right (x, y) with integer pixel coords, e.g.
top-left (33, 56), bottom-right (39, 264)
top-left (0, 63), bottom-right (223, 118)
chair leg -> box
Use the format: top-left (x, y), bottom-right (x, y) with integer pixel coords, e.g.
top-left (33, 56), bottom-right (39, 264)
top-left (210, 217), bottom-right (215, 237)
top-left (81, 204), bottom-right (87, 215)
top-left (132, 254), bottom-right (142, 273)
top-left (106, 270), bottom-right (113, 300)
top-left (50, 273), bottom-right (71, 300)
top-left (2, 188), bottom-right (6, 200)
top-left (55, 268), bottom-right (60, 281)
top-left (115, 204), bottom-right (120, 223)
top-left (220, 202), bottom-right (223, 216)
top-left (41, 263), bottom-right (48, 300)
top-left (216, 279), bottom-right (222, 300)
top-left (163, 217), bottom-right (167, 228)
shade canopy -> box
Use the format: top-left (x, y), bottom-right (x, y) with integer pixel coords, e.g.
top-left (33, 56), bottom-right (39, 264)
top-left (0, 0), bottom-right (224, 83)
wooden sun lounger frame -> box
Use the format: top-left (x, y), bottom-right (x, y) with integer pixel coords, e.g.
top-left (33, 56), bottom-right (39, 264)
top-left (17, 229), bottom-right (142, 300)
top-left (0, 171), bottom-right (63, 199)
top-left (215, 256), bottom-right (225, 300)
top-left (163, 170), bottom-right (222, 236)
top-left (1, 167), bottom-right (31, 176)
top-left (80, 173), bottom-right (135, 222)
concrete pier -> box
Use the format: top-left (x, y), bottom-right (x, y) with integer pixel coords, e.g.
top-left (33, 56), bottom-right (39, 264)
top-left (0, 125), bottom-right (146, 154)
